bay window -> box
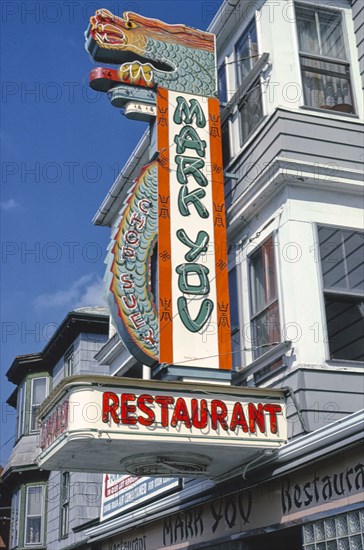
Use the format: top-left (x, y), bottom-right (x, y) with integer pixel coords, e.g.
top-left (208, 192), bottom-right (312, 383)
top-left (30, 377), bottom-right (48, 433)
top-left (25, 485), bottom-right (45, 545)
top-left (318, 226), bottom-right (364, 361)
top-left (15, 375), bottom-right (49, 438)
top-left (296, 4), bottom-right (355, 113)
top-left (249, 236), bottom-right (281, 359)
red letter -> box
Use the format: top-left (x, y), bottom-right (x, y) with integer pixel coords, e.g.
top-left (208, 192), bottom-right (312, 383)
top-left (130, 312), bottom-right (145, 329)
top-left (211, 399), bottom-right (228, 431)
top-left (102, 392), bottom-right (120, 424)
top-left (138, 199), bottom-right (150, 214)
top-left (122, 294), bottom-right (137, 310)
top-left (229, 402), bottom-right (249, 432)
top-left (155, 396), bottom-right (175, 427)
top-left (121, 393), bottom-right (137, 425)
top-left (191, 398), bottom-right (208, 429)
top-left (120, 274), bottom-right (133, 289)
top-left (170, 398), bottom-right (191, 429)
top-left (248, 403), bottom-right (265, 434)
top-left (137, 394), bottom-right (155, 426)
top-left (263, 404), bottom-right (282, 434)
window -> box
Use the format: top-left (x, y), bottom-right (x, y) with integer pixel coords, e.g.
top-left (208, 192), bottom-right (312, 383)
top-left (10, 490), bottom-right (20, 549)
top-left (250, 236), bottom-right (280, 359)
top-left (236, 20), bottom-right (259, 85)
top-left (60, 472), bottom-right (70, 538)
top-left (296, 4), bottom-right (355, 113)
top-left (318, 226), bottom-right (364, 361)
top-left (235, 20), bottom-right (263, 143)
top-left (30, 377), bottom-right (48, 432)
top-left (221, 120), bottom-right (231, 167)
top-left (218, 65), bottom-right (227, 105)
top-left (16, 382), bottom-right (25, 439)
top-left (239, 80), bottom-right (263, 143)
top-left (64, 348), bottom-right (74, 377)
top-left (229, 267), bottom-right (241, 370)
top-left (25, 485), bottom-right (45, 546)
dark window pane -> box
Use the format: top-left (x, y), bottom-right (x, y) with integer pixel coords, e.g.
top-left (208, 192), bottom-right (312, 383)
top-left (236, 21), bottom-right (258, 85)
top-left (252, 301), bottom-right (280, 358)
top-left (296, 5), bottom-right (320, 55)
top-left (301, 57), bottom-right (353, 111)
top-left (228, 268), bottom-right (239, 328)
top-left (318, 9), bottom-right (346, 60)
top-left (229, 268), bottom-right (241, 370)
top-left (319, 227), bottom-right (364, 293)
top-left (218, 65), bottom-right (227, 104)
top-left (239, 80), bottom-right (263, 142)
top-left (26, 518), bottom-right (41, 543)
top-left (221, 121), bottom-right (230, 167)
top-left (250, 236), bottom-right (276, 315)
top-left (325, 296), bottom-right (364, 360)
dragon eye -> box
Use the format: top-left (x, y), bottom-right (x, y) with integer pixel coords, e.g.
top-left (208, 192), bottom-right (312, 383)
top-left (125, 21), bottom-right (137, 28)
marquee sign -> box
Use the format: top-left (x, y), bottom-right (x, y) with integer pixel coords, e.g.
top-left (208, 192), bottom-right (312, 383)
top-left (100, 474), bottom-right (180, 521)
top-left (157, 90), bottom-right (230, 369)
top-left (37, 376), bottom-right (286, 478)
top-left (86, 10), bottom-right (232, 371)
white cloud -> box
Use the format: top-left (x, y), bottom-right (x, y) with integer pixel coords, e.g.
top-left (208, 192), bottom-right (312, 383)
top-left (75, 277), bottom-right (106, 308)
top-left (34, 274), bottom-right (106, 311)
top-left (1, 199), bottom-right (21, 211)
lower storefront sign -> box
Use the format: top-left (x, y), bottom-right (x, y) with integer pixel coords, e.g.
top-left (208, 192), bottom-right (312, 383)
top-left (101, 447), bottom-right (364, 549)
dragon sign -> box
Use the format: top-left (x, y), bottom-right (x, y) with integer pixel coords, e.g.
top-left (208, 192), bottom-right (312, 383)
top-left (86, 9), bottom-right (232, 372)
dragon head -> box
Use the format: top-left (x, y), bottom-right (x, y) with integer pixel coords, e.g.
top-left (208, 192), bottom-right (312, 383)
top-left (86, 9), bottom-right (214, 71)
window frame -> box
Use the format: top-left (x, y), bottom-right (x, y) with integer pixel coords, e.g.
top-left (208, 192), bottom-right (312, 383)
top-left (294, 2), bottom-right (356, 115)
top-left (59, 472), bottom-right (70, 539)
top-left (238, 76), bottom-right (264, 146)
top-left (24, 484), bottom-right (46, 547)
top-left (235, 19), bottom-right (259, 87)
top-left (316, 224), bottom-right (364, 362)
top-left (10, 489), bottom-right (20, 549)
top-left (29, 376), bottom-right (49, 434)
top-left (249, 234), bottom-right (281, 360)
top-left (218, 64), bottom-right (227, 105)
top-left (64, 347), bottom-right (74, 378)
top-left (228, 265), bottom-right (242, 371)
top-left (16, 382), bottom-right (25, 440)
top-left (235, 18), bottom-right (264, 145)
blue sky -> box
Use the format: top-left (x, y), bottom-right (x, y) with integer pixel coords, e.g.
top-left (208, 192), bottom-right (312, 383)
top-left (0, 0), bottom-right (221, 464)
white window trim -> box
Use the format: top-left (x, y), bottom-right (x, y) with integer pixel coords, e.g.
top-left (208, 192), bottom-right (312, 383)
top-left (29, 377), bottom-right (49, 434)
top-left (16, 382), bottom-right (25, 439)
top-left (293, 1), bottom-right (362, 119)
top-left (24, 485), bottom-right (45, 547)
top-left (315, 222), bottom-right (364, 362)
top-left (245, 230), bottom-right (282, 366)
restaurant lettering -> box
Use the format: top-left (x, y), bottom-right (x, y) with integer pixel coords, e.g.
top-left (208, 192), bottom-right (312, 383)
top-left (40, 399), bottom-right (69, 450)
top-left (102, 392), bottom-right (282, 435)
top-left (282, 461), bottom-right (364, 513)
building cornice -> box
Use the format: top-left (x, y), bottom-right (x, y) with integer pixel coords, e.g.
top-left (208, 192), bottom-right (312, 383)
top-left (6, 310), bottom-right (109, 384)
